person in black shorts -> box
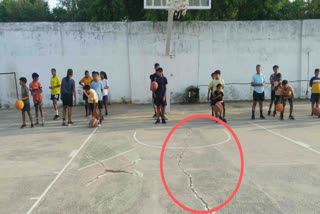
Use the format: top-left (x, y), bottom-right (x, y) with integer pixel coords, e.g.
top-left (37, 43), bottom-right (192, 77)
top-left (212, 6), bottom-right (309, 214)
top-left (211, 84), bottom-right (227, 122)
top-left (153, 67), bottom-right (167, 124)
top-left (150, 63), bottom-right (160, 118)
top-left (61, 69), bottom-right (76, 126)
top-left (268, 65), bottom-right (279, 116)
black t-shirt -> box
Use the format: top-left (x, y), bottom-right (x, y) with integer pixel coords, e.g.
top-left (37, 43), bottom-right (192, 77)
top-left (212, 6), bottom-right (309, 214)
top-left (150, 73), bottom-right (157, 83)
top-left (155, 76), bottom-right (168, 98)
top-left (213, 90), bottom-right (224, 102)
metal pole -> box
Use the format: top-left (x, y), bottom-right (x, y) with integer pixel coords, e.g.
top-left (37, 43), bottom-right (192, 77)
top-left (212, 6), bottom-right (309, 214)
top-left (165, 10), bottom-right (174, 56)
top-left (13, 72), bottom-right (19, 100)
top-left (306, 51), bottom-right (310, 97)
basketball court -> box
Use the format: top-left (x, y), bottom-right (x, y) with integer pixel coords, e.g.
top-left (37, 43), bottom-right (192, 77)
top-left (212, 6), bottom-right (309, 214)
top-left (1, 101), bottom-right (320, 214)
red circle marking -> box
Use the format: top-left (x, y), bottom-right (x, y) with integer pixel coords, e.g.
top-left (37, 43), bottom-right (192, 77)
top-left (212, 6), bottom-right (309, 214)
top-left (160, 114), bottom-right (244, 213)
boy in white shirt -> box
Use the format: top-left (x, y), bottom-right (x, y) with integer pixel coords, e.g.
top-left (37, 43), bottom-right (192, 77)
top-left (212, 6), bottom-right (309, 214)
top-left (83, 85), bottom-right (99, 122)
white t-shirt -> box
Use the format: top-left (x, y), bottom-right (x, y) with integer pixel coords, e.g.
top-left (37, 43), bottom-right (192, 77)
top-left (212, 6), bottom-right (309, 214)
top-left (100, 79), bottom-right (110, 96)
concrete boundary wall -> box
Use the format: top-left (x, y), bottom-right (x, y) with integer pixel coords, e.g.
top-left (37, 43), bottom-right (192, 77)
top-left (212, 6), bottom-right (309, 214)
top-left (0, 20), bottom-right (319, 106)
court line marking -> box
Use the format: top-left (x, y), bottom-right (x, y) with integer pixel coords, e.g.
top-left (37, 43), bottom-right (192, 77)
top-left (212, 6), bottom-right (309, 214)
top-left (248, 121), bottom-right (320, 155)
top-left (133, 129), bottom-right (231, 149)
top-left (68, 150), bottom-right (78, 158)
top-left (26, 128), bottom-right (98, 214)
top-left (78, 148), bottom-right (137, 171)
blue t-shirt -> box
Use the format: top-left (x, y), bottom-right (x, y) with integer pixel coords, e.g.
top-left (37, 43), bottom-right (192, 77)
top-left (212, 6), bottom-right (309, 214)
top-left (91, 80), bottom-right (103, 101)
top-left (61, 77), bottom-right (75, 95)
top-left (252, 73), bottom-right (266, 93)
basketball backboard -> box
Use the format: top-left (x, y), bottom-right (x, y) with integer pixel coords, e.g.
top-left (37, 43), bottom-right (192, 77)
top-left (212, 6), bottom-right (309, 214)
top-left (144, 0), bottom-right (211, 10)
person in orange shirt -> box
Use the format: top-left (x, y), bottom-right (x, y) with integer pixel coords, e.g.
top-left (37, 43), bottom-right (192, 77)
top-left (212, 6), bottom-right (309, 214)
top-left (29, 73), bottom-right (44, 126)
top-left (280, 80), bottom-right (295, 120)
top-left (79, 70), bottom-right (93, 117)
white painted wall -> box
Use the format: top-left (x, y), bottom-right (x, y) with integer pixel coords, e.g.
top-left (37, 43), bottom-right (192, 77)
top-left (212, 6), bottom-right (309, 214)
top-left (0, 20), bottom-right (319, 107)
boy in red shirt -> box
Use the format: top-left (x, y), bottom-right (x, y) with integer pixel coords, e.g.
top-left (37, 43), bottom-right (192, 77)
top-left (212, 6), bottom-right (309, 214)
top-left (29, 73), bottom-right (44, 126)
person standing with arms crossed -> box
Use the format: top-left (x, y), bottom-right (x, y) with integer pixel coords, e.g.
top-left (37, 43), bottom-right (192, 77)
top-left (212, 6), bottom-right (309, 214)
top-left (251, 64), bottom-right (266, 120)
top-left (50, 68), bottom-right (61, 120)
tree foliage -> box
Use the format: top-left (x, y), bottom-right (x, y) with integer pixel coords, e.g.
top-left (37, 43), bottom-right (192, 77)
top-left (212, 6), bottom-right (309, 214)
top-left (1, 0), bottom-right (320, 22)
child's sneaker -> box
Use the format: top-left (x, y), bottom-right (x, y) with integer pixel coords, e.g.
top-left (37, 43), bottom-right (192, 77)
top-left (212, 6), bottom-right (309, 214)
top-left (273, 111), bottom-right (276, 117)
top-left (260, 115), bottom-right (265, 119)
top-left (289, 115), bottom-right (295, 120)
top-left (155, 119), bottom-right (160, 124)
top-left (62, 119), bottom-right (66, 126)
top-left (20, 124), bottom-right (26, 129)
top-left (268, 111), bottom-right (271, 116)
top-left (162, 118), bottom-right (166, 124)
top-left (35, 120), bottom-right (39, 125)
top-left (54, 115), bottom-right (60, 120)
top-left (31, 123), bottom-right (34, 128)
top-left (251, 115), bottom-right (255, 120)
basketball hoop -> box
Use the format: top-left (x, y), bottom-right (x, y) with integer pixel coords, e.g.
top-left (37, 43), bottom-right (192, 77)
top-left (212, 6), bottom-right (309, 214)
top-left (144, 0), bottom-right (211, 56)
top-left (167, 0), bottom-right (189, 19)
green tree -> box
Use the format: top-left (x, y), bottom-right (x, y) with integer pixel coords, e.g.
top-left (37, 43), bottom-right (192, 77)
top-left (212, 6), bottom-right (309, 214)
top-left (0, 0), bottom-right (52, 22)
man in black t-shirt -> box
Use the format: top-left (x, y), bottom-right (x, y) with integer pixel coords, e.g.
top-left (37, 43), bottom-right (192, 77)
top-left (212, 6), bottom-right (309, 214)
top-left (153, 67), bottom-right (168, 124)
top-left (150, 63), bottom-right (160, 117)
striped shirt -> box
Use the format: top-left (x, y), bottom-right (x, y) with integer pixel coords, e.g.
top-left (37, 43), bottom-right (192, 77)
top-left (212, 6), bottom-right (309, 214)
top-left (310, 76), bottom-right (320, 94)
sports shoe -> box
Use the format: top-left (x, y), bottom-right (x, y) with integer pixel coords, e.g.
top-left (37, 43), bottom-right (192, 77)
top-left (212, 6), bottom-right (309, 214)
top-left (31, 123), bottom-right (34, 128)
top-left (289, 115), bottom-right (295, 120)
top-left (280, 116), bottom-right (284, 120)
top-left (35, 120), bottom-right (39, 125)
top-left (273, 111), bottom-right (276, 117)
top-left (20, 124), bottom-right (26, 129)
top-left (251, 115), bottom-right (255, 120)
top-left (53, 115), bottom-right (60, 120)
top-left (98, 123), bottom-right (101, 127)
top-left (260, 115), bottom-right (265, 119)
top-left (268, 111), bottom-right (271, 116)
top-left (155, 119), bottom-right (160, 124)
top-left (62, 119), bottom-right (66, 126)
top-left (162, 118), bottom-right (166, 124)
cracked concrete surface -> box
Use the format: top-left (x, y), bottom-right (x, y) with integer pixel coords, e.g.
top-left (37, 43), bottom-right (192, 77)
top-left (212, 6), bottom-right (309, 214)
top-left (85, 153), bottom-right (133, 186)
top-left (177, 148), bottom-right (211, 212)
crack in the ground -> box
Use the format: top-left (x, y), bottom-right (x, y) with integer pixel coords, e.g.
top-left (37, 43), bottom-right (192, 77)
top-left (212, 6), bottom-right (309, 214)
top-left (85, 153), bottom-right (133, 186)
top-left (176, 128), bottom-right (212, 213)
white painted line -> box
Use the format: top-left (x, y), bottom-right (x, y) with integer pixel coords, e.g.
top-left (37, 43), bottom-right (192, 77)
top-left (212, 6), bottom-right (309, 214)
top-left (53, 172), bottom-right (60, 174)
top-left (30, 197), bottom-right (39, 201)
top-left (248, 121), bottom-right (320, 155)
top-left (68, 150), bottom-right (78, 158)
top-left (26, 128), bottom-right (98, 214)
top-left (133, 129), bottom-right (231, 149)
top-left (78, 148), bottom-right (137, 171)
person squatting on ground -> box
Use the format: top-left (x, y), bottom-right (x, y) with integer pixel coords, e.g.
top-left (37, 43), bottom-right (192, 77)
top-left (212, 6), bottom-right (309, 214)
top-left (29, 72), bottom-right (44, 126)
top-left (251, 64), bottom-right (266, 120)
top-left (100, 71), bottom-right (110, 117)
top-left (208, 70), bottom-right (226, 118)
top-left (61, 69), bottom-right (76, 126)
top-left (280, 80), bottom-right (295, 120)
top-left (91, 71), bottom-right (104, 125)
top-left (79, 70), bottom-right (93, 117)
top-left (50, 68), bottom-right (61, 120)
top-left (154, 67), bottom-right (168, 124)
top-left (83, 85), bottom-right (100, 127)
top-left (19, 77), bottom-right (34, 128)
top-left (310, 68), bottom-right (320, 117)
top-left (211, 84), bottom-right (227, 123)
top-left (268, 65), bottom-right (279, 116)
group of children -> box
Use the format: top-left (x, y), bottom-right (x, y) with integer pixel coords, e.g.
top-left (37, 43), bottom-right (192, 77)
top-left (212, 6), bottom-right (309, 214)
top-left (19, 69), bottom-right (110, 128)
top-left (251, 65), bottom-right (320, 120)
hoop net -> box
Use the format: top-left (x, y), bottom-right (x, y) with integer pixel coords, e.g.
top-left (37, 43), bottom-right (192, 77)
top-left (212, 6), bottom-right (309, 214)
top-left (167, 0), bottom-right (189, 18)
